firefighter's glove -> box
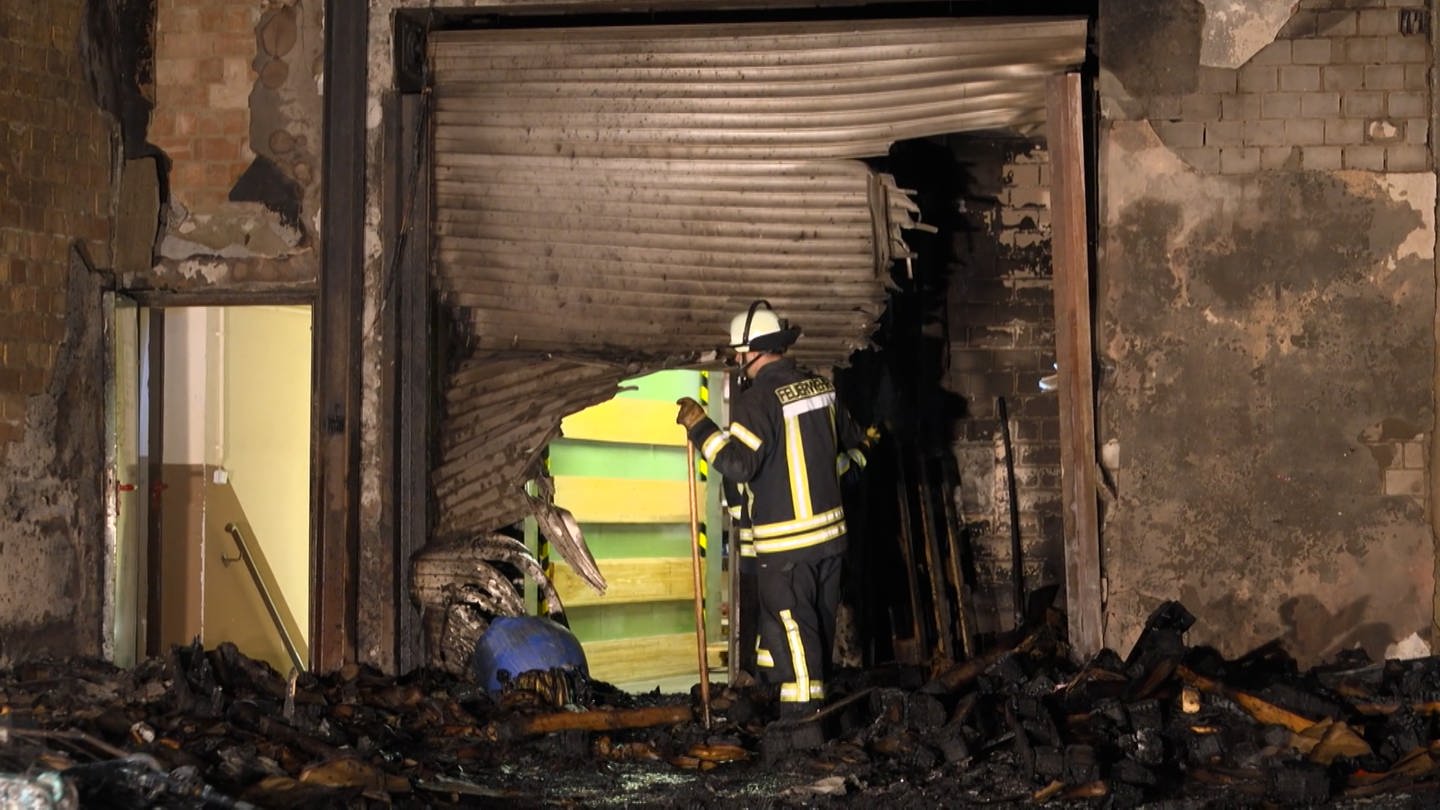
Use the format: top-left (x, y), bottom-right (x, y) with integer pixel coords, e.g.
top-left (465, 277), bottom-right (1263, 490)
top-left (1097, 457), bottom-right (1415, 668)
top-left (675, 397), bottom-right (707, 429)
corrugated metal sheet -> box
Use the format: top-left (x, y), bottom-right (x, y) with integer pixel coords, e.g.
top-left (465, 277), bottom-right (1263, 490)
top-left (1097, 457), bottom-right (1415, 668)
top-left (431, 18), bottom-right (1086, 159)
top-left (434, 155), bottom-right (918, 368)
top-left (427, 16), bottom-right (1087, 536)
top-left (434, 354), bottom-right (649, 536)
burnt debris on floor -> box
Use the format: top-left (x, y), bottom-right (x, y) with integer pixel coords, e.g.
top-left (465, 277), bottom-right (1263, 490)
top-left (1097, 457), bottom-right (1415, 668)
top-left (6, 601), bottom-right (1440, 808)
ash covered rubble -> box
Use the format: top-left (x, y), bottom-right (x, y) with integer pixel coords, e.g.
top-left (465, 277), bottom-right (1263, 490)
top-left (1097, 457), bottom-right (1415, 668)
top-left (6, 601), bottom-right (1440, 807)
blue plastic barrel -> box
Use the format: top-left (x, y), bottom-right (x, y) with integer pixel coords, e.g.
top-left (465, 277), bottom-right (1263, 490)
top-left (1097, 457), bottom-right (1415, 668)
top-left (471, 616), bottom-right (589, 692)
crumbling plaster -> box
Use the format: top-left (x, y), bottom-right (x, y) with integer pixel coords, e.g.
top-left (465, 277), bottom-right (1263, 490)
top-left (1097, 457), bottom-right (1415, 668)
top-left (359, 1), bottom-right (404, 670)
top-left (0, 257), bottom-right (108, 666)
top-left (1199, 0), bottom-right (1297, 68)
top-left (142, 0), bottom-right (322, 290)
top-left (1097, 120), bottom-right (1435, 666)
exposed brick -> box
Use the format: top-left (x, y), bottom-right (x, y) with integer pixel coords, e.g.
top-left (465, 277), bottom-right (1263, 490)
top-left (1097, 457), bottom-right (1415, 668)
top-left (1341, 91), bottom-right (1386, 117)
top-left (1285, 118), bottom-right (1328, 145)
top-left (1279, 65), bottom-right (1323, 91)
top-left (1007, 163), bottom-right (1041, 187)
top-left (1384, 468), bottom-right (1423, 497)
top-left (1386, 144), bottom-right (1430, 171)
top-left (1317, 11), bottom-right (1358, 35)
top-left (1155, 120), bottom-right (1206, 148)
top-left (1280, 10), bottom-right (1319, 38)
top-left (1302, 145), bottom-right (1344, 170)
top-left (1405, 118), bottom-right (1428, 144)
top-left (1403, 64), bottom-right (1428, 91)
top-left (1364, 63), bottom-right (1406, 89)
top-left (1239, 64), bottom-right (1279, 93)
top-left (1220, 146), bottom-right (1261, 174)
top-left (1323, 63), bottom-right (1366, 90)
top-left (1221, 94), bottom-right (1263, 120)
top-left (1356, 7), bottom-right (1398, 35)
top-left (1261, 146), bottom-right (1301, 169)
top-left (1404, 441), bottom-right (1426, 469)
top-left (1343, 144), bottom-right (1387, 170)
top-left (1245, 119), bottom-right (1287, 146)
top-left (1300, 92), bottom-right (1342, 118)
top-left (1343, 37), bottom-right (1389, 64)
top-left (1388, 92), bottom-right (1427, 118)
top-left (1204, 120), bottom-right (1244, 146)
top-left (1261, 93), bottom-right (1304, 118)
top-left (1387, 36), bottom-right (1430, 63)
top-left (1250, 40), bottom-right (1293, 65)
top-left (1290, 38), bottom-right (1335, 66)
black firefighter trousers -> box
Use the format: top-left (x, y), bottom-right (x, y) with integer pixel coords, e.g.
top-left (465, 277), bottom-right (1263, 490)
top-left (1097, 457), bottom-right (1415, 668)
top-left (756, 552), bottom-right (842, 706)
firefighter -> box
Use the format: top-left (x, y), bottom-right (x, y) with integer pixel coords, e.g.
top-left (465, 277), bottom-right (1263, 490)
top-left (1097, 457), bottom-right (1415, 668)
top-left (676, 300), bottom-right (867, 717)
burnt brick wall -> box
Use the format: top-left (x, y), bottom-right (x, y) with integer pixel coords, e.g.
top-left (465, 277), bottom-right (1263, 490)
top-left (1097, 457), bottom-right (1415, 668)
top-left (150, 1), bottom-right (255, 212)
top-left (1143, 2), bottom-right (1430, 174)
top-left (0, 1), bottom-right (116, 663)
top-left (0, 3), bottom-right (113, 450)
top-left (1097, 0), bottom-right (1435, 664)
top-left (944, 139), bottom-right (1064, 636)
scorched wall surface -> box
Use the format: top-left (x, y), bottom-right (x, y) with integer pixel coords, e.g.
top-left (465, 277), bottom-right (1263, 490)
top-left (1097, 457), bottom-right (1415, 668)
top-left (1096, 0), bottom-right (1437, 666)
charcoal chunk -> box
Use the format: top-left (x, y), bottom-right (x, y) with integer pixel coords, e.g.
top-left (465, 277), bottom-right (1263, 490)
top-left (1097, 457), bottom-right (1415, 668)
top-left (1123, 602), bottom-right (1195, 680)
top-left (1110, 758), bottom-right (1157, 786)
top-left (1064, 744), bottom-right (1100, 784)
top-left (1266, 761), bottom-right (1331, 805)
top-left (1033, 745), bottom-right (1064, 780)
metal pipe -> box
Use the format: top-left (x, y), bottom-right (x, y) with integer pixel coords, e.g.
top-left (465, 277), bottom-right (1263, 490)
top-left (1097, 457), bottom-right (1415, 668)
top-left (998, 396), bottom-right (1025, 631)
top-left (222, 523), bottom-right (306, 674)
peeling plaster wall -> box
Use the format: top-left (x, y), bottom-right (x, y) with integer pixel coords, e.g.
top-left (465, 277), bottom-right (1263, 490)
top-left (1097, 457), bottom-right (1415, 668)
top-left (362, 1), bottom-right (403, 672)
top-left (139, 0), bottom-right (322, 291)
top-left (1097, 0), bottom-right (1436, 666)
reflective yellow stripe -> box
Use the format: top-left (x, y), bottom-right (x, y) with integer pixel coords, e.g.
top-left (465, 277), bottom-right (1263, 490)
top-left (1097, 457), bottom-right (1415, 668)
top-left (780, 609), bottom-right (809, 701)
top-left (727, 505), bottom-right (743, 520)
top-left (740, 543), bottom-right (757, 557)
top-left (780, 683), bottom-right (803, 701)
top-left (849, 448), bottom-right (866, 469)
top-left (753, 521), bottom-right (846, 554)
top-left (756, 645), bottom-right (774, 668)
top-left (752, 507), bottom-right (844, 539)
top-left (784, 415), bottom-right (810, 518)
top-left (730, 422), bottom-right (762, 451)
top-left (701, 431), bottom-right (728, 460)
top-left (809, 681), bottom-right (826, 700)
top-left (837, 448), bottom-right (866, 476)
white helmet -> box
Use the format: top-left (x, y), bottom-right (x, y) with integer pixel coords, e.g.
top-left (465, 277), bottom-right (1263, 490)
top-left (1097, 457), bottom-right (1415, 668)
top-left (728, 300), bottom-right (800, 353)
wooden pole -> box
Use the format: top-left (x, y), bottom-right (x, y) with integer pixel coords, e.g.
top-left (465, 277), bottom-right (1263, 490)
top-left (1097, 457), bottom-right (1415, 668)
top-left (1045, 72), bottom-right (1103, 661)
top-left (686, 441), bottom-right (712, 728)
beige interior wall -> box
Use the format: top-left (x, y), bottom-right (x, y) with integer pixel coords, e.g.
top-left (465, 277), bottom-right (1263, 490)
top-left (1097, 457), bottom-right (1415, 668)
top-left (157, 306), bottom-right (312, 672)
top-left (221, 306), bottom-right (312, 637)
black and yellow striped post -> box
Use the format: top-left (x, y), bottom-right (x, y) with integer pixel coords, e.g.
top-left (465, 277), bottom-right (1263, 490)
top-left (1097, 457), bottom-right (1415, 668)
top-left (538, 448), bottom-right (554, 615)
top-left (696, 371), bottom-right (710, 560)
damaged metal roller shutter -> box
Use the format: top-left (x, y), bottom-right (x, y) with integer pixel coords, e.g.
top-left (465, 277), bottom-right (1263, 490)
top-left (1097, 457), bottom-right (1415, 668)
top-left (426, 16), bottom-right (1087, 538)
top-left (429, 16), bottom-right (1087, 368)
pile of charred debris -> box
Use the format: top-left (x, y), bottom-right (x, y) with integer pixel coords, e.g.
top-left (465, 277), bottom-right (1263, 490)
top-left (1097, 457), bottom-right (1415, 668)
top-left (6, 602), bottom-right (1440, 808)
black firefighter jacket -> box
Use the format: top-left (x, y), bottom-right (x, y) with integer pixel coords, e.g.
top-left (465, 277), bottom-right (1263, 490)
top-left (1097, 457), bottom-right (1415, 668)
top-left (687, 358), bottom-right (866, 564)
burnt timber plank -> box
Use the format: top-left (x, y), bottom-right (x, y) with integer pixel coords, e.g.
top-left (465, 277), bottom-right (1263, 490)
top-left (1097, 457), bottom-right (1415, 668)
top-left (1044, 73), bottom-right (1103, 661)
top-left (314, 0), bottom-right (368, 672)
